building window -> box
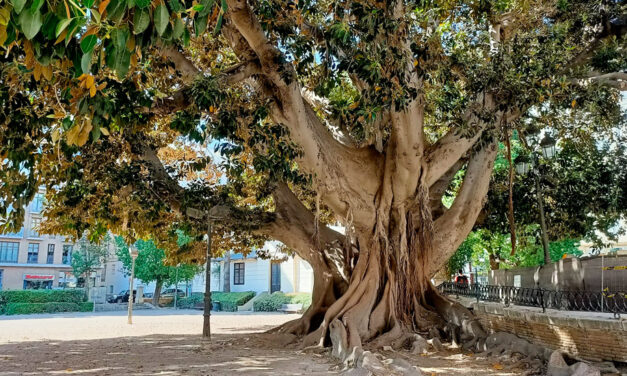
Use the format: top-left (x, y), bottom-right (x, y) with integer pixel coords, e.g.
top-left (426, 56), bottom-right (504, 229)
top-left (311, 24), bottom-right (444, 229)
top-left (27, 243), bottom-right (39, 264)
top-left (29, 217), bottom-right (41, 238)
top-left (0, 242), bottom-right (19, 263)
top-left (30, 194), bottom-right (44, 213)
top-left (47, 244), bottom-right (55, 264)
top-left (233, 262), bottom-right (245, 285)
top-left (0, 269), bottom-right (3, 290)
top-left (62, 245), bottom-right (73, 265)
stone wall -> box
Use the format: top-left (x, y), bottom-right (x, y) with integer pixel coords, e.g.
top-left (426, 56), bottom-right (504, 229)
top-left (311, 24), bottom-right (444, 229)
top-left (473, 302), bottom-right (627, 362)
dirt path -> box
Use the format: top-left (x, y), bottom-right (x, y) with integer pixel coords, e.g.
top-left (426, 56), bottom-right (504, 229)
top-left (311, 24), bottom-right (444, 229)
top-left (0, 310), bottom-right (523, 375)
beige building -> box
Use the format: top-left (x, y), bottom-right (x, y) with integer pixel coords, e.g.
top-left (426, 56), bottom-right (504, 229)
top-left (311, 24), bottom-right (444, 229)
top-left (0, 192), bottom-right (76, 290)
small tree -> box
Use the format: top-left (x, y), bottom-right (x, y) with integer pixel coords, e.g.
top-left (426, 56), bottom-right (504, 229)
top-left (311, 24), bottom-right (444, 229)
top-left (71, 236), bottom-right (110, 300)
top-left (116, 237), bottom-right (201, 305)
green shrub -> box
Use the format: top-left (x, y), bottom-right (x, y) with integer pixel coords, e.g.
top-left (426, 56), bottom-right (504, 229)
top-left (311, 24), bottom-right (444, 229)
top-left (210, 291), bottom-right (255, 311)
top-left (176, 293), bottom-right (204, 309)
top-left (78, 302), bottom-right (94, 312)
top-left (253, 292), bottom-right (312, 312)
top-left (5, 302), bottom-right (80, 315)
top-left (0, 289), bottom-right (85, 305)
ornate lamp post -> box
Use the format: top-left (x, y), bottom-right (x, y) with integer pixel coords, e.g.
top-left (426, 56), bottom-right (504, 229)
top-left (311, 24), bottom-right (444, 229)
top-left (127, 245), bottom-right (139, 325)
top-left (516, 133), bottom-right (557, 265)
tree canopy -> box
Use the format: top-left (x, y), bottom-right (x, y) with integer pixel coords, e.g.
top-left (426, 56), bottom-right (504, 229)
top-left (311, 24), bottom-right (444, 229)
top-left (116, 237), bottom-right (201, 304)
top-left (1, 0), bottom-right (625, 359)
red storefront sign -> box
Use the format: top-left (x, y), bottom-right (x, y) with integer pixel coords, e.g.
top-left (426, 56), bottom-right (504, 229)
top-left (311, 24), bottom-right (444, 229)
top-left (24, 274), bottom-right (55, 281)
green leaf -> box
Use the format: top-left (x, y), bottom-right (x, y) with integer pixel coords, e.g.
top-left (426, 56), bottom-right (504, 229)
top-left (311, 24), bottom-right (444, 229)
top-left (41, 13), bottom-right (58, 39)
top-left (197, 0), bottom-right (213, 17)
top-left (194, 14), bottom-right (207, 35)
top-left (212, 0), bottom-right (226, 35)
top-left (172, 17), bottom-right (184, 39)
top-left (11, 0), bottom-right (27, 14)
top-left (154, 5), bottom-right (169, 36)
top-left (30, 0), bottom-right (45, 12)
top-left (18, 9), bottom-right (43, 40)
top-left (82, 0), bottom-right (95, 8)
top-left (107, 28), bottom-right (131, 78)
top-left (135, 0), bottom-right (151, 9)
top-left (168, 0), bottom-right (183, 13)
top-left (182, 28), bottom-right (190, 46)
top-left (213, 13), bottom-right (223, 36)
top-left (55, 18), bottom-right (73, 37)
top-left (81, 51), bottom-right (92, 74)
top-left (80, 34), bottom-right (97, 53)
top-left (106, 0), bottom-right (127, 22)
top-left (133, 7), bottom-right (150, 34)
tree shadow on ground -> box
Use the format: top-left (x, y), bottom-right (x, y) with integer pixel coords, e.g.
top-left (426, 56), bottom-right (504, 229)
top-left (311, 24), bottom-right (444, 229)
top-left (0, 333), bottom-right (337, 376)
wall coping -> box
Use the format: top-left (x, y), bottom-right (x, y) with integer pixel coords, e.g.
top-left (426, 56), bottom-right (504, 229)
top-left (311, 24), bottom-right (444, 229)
top-left (472, 302), bottom-right (627, 331)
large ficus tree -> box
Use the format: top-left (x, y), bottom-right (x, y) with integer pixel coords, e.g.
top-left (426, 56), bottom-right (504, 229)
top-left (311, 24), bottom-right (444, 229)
top-left (1, 0), bottom-right (625, 358)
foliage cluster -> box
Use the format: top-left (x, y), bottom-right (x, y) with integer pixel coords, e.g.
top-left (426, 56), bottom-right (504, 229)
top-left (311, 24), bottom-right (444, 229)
top-left (448, 227), bottom-right (583, 276)
top-left (253, 292), bottom-right (311, 312)
top-left (115, 237), bottom-right (201, 287)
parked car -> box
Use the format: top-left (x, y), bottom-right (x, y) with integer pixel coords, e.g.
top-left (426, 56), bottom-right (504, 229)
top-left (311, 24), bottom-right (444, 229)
top-left (161, 288), bottom-right (186, 298)
top-left (107, 290), bottom-right (136, 303)
top-left (143, 292), bottom-right (154, 298)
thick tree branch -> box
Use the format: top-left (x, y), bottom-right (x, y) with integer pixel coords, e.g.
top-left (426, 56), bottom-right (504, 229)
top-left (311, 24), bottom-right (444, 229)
top-left (429, 140), bottom-right (498, 276)
top-left (569, 71), bottom-right (627, 91)
top-left (425, 94), bottom-right (495, 186)
top-left (223, 0), bottom-right (383, 226)
top-left (428, 157), bottom-right (467, 220)
top-left (162, 46), bottom-right (201, 82)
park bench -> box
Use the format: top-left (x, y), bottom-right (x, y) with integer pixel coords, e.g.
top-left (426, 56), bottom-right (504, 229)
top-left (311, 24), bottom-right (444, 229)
top-left (279, 303), bottom-right (303, 313)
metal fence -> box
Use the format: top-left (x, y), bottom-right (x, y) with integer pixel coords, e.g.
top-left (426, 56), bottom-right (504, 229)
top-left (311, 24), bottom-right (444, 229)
top-left (437, 282), bottom-right (627, 317)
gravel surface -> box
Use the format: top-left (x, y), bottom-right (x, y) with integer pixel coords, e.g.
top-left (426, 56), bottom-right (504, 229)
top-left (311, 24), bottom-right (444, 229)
top-left (0, 310), bottom-right (526, 375)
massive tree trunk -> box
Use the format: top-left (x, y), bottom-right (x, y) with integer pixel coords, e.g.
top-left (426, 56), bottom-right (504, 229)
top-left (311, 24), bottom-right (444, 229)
top-left (150, 0), bottom-right (505, 359)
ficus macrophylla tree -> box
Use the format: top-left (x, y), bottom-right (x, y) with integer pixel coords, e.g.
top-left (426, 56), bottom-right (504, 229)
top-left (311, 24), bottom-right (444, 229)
top-left (0, 0), bottom-right (625, 358)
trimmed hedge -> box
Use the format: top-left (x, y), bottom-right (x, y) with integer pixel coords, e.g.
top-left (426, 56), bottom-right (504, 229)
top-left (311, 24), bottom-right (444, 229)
top-left (79, 302), bottom-right (94, 312)
top-left (174, 292), bottom-right (256, 311)
top-left (176, 293), bottom-right (204, 309)
top-left (211, 291), bottom-right (256, 311)
top-left (5, 302), bottom-right (81, 315)
top-left (0, 289), bottom-right (86, 305)
top-left (0, 290), bottom-right (89, 315)
top-left (253, 292), bottom-right (312, 312)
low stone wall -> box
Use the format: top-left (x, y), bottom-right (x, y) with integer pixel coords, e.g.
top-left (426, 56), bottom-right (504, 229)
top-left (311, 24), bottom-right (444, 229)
top-left (472, 302), bottom-right (627, 362)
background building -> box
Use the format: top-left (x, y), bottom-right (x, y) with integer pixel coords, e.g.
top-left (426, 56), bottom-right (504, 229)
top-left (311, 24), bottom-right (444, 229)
top-left (0, 191), bottom-right (76, 290)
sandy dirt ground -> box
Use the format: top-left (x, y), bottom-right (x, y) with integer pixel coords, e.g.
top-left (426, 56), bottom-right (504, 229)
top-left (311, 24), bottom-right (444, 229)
top-left (0, 310), bottom-right (525, 375)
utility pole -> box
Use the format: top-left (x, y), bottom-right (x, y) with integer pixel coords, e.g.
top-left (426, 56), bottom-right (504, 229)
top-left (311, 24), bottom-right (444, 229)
top-left (203, 221), bottom-right (212, 339)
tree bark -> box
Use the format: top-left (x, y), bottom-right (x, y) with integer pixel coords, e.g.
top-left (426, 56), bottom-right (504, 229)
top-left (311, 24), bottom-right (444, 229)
top-left (152, 279), bottom-right (163, 306)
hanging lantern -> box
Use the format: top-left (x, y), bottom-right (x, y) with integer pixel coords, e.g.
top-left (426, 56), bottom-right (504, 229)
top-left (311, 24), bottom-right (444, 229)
top-left (540, 134), bottom-right (556, 159)
top-left (514, 155), bottom-right (531, 175)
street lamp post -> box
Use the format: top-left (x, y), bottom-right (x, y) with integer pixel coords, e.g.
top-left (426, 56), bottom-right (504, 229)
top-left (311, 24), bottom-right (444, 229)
top-left (127, 246), bottom-right (139, 325)
top-left (174, 264), bottom-right (180, 310)
top-left (203, 221), bottom-right (212, 339)
top-left (516, 133), bottom-right (556, 265)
